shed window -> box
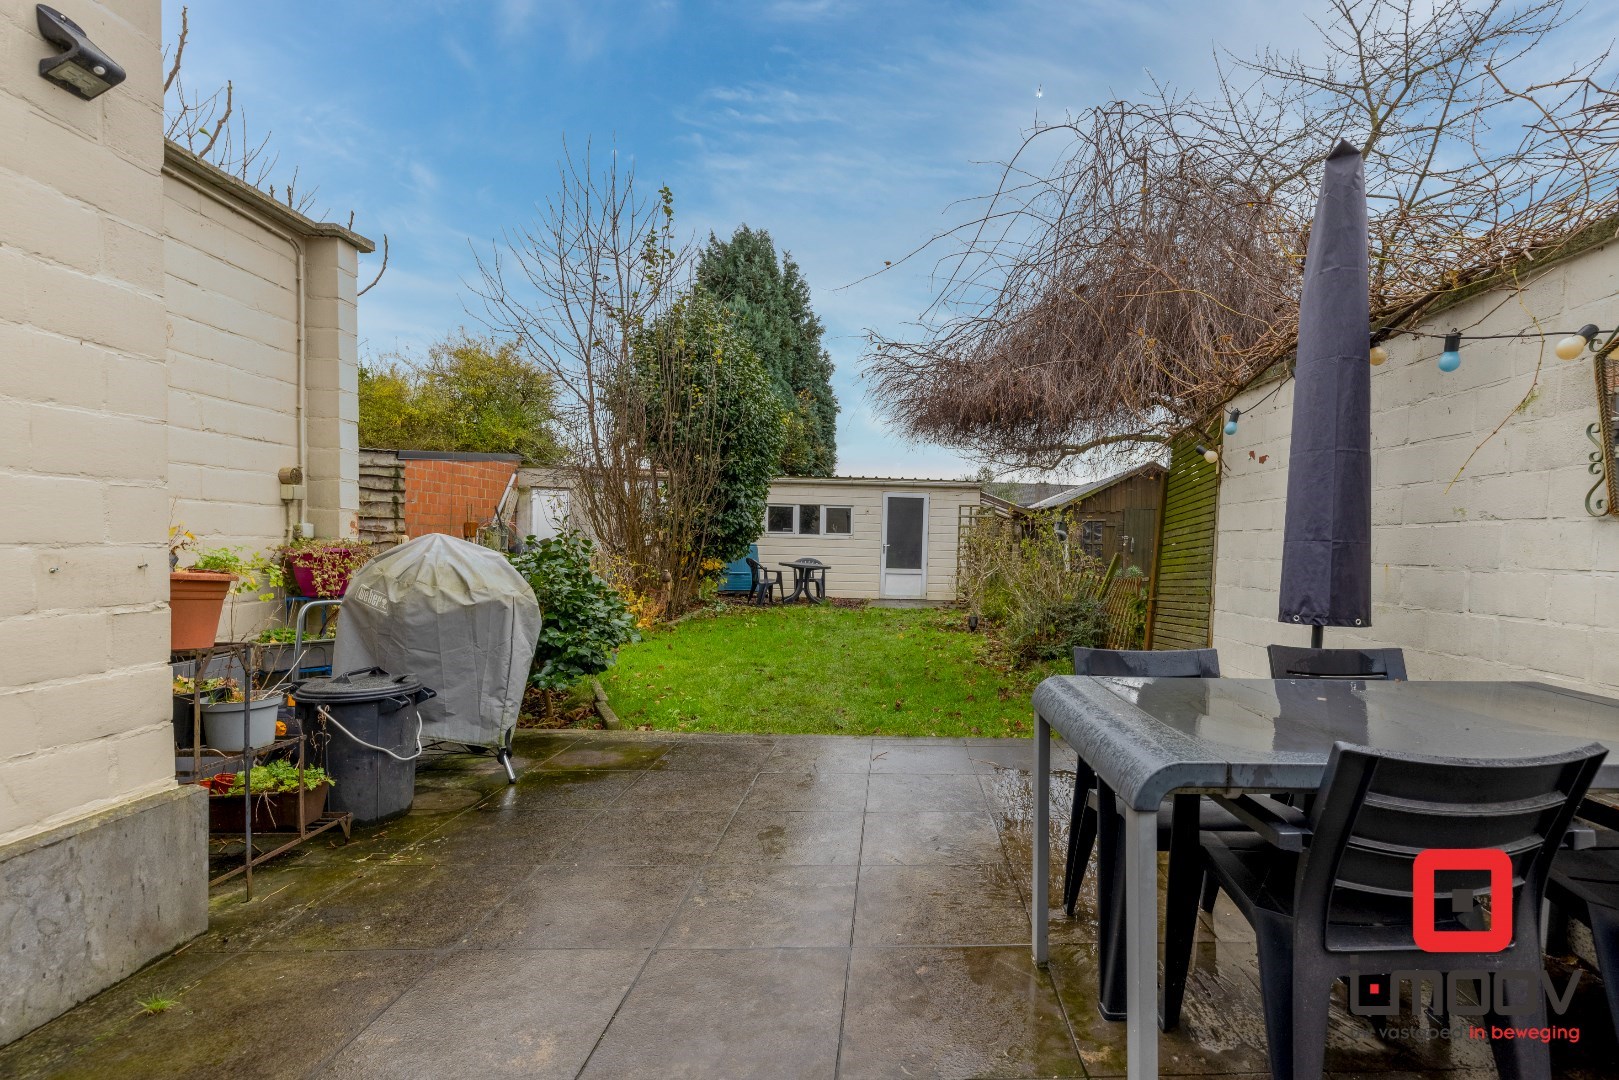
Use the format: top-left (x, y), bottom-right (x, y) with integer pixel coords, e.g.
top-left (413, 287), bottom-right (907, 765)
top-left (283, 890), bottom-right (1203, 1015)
top-left (798, 504), bottom-right (821, 534)
top-left (766, 505), bottom-right (795, 534)
top-left (825, 506), bottom-right (852, 535)
top-left (1079, 520), bottom-right (1104, 559)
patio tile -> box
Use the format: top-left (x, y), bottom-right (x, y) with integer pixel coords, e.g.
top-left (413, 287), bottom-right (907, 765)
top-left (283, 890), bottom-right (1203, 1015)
top-left (710, 811), bottom-right (864, 864)
top-left (612, 769), bottom-right (756, 812)
top-left (837, 946), bottom-right (1080, 1078)
top-left (511, 767), bottom-right (643, 807)
top-left (740, 769), bottom-right (869, 811)
top-left (661, 865), bottom-right (857, 948)
top-left (325, 949), bottom-right (644, 1080)
top-left (578, 948), bottom-right (846, 1079)
top-left (540, 739), bottom-right (676, 770)
top-left (761, 737), bottom-right (874, 773)
top-left (266, 862), bottom-right (525, 951)
top-left (469, 865), bottom-right (698, 948)
top-left (868, 743), bottom-right (976, 773)
top-left (553, 810), bottom-right (733, 864)
top-left (865, 773), bottom-right (987, 812)
top-left (23, 950), bottom-right (434, 1080)
top-left (860, 811), bottom-right (1005, 865)
top-left (853, 864), bottom-right (1029, 946)
top-left (408, 806), bottom-right (586, 865)
top-left (651, 740), bottom-right (777, 772)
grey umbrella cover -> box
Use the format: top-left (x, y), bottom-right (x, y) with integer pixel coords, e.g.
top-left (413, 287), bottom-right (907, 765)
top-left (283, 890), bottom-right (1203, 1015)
top-left (1278, 140), bottom-right (1372, 628)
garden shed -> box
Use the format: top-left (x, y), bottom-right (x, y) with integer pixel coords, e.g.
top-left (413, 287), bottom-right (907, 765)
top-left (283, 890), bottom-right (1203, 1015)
top-left (753, 477), bottom-right (981, 601)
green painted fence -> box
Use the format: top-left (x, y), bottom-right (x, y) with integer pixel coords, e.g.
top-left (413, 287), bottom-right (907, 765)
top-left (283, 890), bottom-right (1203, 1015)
top-left (1147, 432), bottom-right (1220, 650)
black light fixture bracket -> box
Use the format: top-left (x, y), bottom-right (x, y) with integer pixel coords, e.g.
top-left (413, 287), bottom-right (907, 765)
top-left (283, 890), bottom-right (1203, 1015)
top-left (36, 5), bottom-right (125, 100)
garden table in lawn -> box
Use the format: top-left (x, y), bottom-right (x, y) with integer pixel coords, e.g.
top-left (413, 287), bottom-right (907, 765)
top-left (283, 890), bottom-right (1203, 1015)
top-left (779, 558), bottom-right (829, 603)
top-left (1029, 675), bottom-right (1619, 1080)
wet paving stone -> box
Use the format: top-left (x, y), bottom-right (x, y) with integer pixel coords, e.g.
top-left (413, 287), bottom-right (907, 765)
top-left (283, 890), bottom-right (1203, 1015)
top-left (710, 810), bottom-right (864, 865)
top-left (469, 864), bottom-right (697, 949)
top-left (662, 864), bottom-right (858, 948)
top-left (540, 738), bottom-right (676, 770)
top-left (760, 737), bottom-right (875, 773)
top-left (578, 947), bottom-right (846, 1079)
top-left (266, 862), bottom-right (525, 950)
top-left (511, 766), bottom-right (642, 807)
top-left (868, 743), bottom-right (976, 774)
top-left (739, 768), bottom-right (870, 811)
top-left (838, 946), bottom-right (1081, 1079)
top-left (612, 768), bottom-right (756, 812)
top-left (854, 863), bottom-right (1030, 946)
top-left (550, 809), bottom-right (733, 865)
top-left (650, 739), bottom-right (778, 772)
top-left (860, 811), bottom-right (1005, 865)
top-left (325, 949), bottom-right (645, 1080)
top-left (865, 772), bottom-right (988, 812)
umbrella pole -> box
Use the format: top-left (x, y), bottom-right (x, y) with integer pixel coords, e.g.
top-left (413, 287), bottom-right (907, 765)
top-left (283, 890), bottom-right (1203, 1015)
top-left (1311, 625), bottom-right (1324, 649)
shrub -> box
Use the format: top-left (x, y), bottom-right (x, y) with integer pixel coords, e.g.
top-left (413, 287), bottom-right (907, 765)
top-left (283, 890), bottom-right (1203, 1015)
top-left (959, 513), bottom-right (1109, 666)
top-left (509, 530), bottom-right (640, 690)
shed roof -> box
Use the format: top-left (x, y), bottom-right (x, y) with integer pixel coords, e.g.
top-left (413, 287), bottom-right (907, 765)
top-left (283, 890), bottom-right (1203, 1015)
top-left (1024, 462), bottom-right (1165, 510)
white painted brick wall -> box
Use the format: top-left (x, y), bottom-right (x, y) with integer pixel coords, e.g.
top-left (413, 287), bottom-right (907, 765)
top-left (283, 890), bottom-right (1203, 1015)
top-left (1212, 234), bottom-right (1619, 693)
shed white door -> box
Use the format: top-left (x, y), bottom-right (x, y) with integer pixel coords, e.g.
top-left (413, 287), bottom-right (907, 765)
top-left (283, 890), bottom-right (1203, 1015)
top-left (530, 489), bottom-right (570, 541)
top-left (880, 493), bottom-right (928, 598)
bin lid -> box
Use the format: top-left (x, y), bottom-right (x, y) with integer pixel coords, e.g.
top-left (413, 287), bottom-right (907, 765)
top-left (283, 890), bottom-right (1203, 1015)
top-left (293, 667), bottom-right (424, 703)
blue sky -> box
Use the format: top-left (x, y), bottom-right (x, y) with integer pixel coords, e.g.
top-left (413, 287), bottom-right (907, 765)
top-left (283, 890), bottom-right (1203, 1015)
top-left (161, 0), bottom-right (1330, 479)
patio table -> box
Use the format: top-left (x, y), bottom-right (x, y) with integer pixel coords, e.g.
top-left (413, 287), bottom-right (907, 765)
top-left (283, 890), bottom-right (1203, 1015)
top-left (1030, 675), bottom-right (1619, 1080)
top-left (779, 559), bottom-right (829, 603)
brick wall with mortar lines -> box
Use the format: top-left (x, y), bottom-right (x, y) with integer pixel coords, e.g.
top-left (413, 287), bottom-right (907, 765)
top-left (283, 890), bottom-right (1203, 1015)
top-left (1211, 234), bottom-right (1619, 690)
top-left (0, 0), bottom-right (175, 841)
top-left (403, 459), bottom-right (519, 538)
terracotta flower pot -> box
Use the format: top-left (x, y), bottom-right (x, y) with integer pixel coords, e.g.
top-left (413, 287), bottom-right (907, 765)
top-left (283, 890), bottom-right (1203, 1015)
top-left (170, 570), bottom-right (234, 651)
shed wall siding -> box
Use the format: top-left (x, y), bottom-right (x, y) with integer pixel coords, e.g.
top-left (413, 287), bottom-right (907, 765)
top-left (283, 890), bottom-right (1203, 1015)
top-left (1210, 236), bottom-right (1619, 689)
top-left (755, 483), bottom-right (978, 601)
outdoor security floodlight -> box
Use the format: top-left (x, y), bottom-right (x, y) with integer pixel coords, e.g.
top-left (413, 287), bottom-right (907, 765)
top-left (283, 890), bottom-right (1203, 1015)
top-left (36, 5), bottom-right (125, 100)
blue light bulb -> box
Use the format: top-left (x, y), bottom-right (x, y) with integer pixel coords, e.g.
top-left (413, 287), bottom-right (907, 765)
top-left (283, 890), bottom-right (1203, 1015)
top-left (1224, 419), bottom-right (1238, 435)
top-left (1223, 408), bottom-right (1239, 436)
top-left (1438, 332), bottom-right (1461, 373)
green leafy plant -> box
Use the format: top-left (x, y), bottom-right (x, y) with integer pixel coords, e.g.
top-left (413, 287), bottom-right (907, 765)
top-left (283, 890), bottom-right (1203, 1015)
top-left (277, 538), bottom-right (377, 599)
top-left (172, 675), bottom-right (231, 703)
top-left (185, 547), bottom-right (284, 600)
top-left (959, 513), bottom-right (1109, 666)
top-left (255, 626), bottom-right (298, 643)
top-left (509, 530), bottom-right (639, 690)
top-left (220, 761), bottom-right (333, 796)
top-left (136, 995), bottom-right (177, 1016)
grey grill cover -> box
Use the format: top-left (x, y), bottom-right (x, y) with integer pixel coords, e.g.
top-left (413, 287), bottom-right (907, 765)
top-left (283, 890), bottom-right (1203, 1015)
top-left (335, 533), bottom-right (540, 746)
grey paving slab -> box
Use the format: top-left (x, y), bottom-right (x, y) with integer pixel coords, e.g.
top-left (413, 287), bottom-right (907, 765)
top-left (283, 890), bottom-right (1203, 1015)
top-left (540, 739), bottom-right (677, 771)
top-left (325, 949), bottom-right (645, 1080)
top-left (838, 946), bottom-right (1080, 1079)
top-left (651, 740), bottom-right (777, 772)
top-left (267, 863), bottom-right (524, 951)
top-left (853, 863), bottom-right (1029, 946)
top-left (740, 769), bottom-right (870, 811)
top-left (468, 865), bottom-right (698, 949)
top-left (407, 806), bottom-right (586, 865)
top-left (761, 737), bottom-right (874, 773)
top-left (868, 743), bottom-right (976, 773)
top-left (661, 865), bottom-right (857, 948)
top-left (510, 767), bottom-right (643, 807)
top-left (710, 810), bottom-right (864, 865)
top-left (611, 769), bottom-right (756, 812)
top-left (865, 772), bottom-right (988, 812)
top-left (552, 810), bottom-right (733, 865)
top-left (859, 811), bottom-right (1005, 865)
top-left (577, 948), bottom-right (846, 1079)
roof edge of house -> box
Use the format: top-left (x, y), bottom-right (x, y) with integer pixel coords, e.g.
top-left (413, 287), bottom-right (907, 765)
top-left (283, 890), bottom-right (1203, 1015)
top-left (163, 141), bottom-right (377, 253)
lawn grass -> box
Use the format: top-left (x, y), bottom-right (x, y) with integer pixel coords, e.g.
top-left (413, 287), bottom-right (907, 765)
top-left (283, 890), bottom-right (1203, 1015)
top-left (596, 603), bottom-right (1061, 737)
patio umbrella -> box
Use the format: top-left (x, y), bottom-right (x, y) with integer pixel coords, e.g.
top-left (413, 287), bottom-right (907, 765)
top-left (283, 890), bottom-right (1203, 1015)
top-left (1278, 139), bottom-right (1371, 645)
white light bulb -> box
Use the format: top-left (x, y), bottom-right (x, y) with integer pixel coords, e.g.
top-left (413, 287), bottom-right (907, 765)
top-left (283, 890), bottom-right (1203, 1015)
top-left (1203, 448), bottom-right (1219, 464)
top-left (1369, 345), bottom-right (1388, 366)
top-left (1555, 334), bottom-right (1587, 360)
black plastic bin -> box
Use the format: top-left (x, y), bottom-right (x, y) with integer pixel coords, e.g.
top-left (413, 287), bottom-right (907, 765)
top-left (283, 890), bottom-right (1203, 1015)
top-left (292, 668), bottom-right (436, 825)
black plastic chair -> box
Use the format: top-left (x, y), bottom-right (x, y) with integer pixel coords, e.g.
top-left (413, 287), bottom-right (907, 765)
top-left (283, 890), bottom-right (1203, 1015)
top-left (1166, 740), bottom-right (1606, 1080)
top-left (1267, 644), bottom-right (1408, 680)
top-left (797, 557), bottom-right (828, 601)
top-left (745, 557), bottom-right (783, 606)
top-left (1066, 647), bottom-right (1243, 1022)
top-left (1546, 799), bottom-right (1619, 1041)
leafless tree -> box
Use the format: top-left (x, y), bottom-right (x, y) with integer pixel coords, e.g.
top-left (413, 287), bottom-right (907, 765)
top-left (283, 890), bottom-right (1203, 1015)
top-left (866, 0), bottom-right (1619, 470)
top-left (470, 148), bottom-right (751, 613)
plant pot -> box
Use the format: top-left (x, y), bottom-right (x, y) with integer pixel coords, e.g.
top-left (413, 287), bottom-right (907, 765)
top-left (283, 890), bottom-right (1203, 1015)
top-left (209, 783), bottom-right (329, 833)
top-left (461, 521), bottom-right (480, 539)
top-left (288, 560), bottom-right (352, 600)
top-left (170, 571), bottom-right (234, 651)
top-left (201, 697), bottom-right (280, 751)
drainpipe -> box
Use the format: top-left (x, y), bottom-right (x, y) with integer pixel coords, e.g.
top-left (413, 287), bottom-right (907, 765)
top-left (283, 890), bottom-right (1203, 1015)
top-left (163, 168), bottom-right (308, 541)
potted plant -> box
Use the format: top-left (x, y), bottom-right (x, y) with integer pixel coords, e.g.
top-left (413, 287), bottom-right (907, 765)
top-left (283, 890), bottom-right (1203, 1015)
top-left (196, 678), bottom-right (282, 751)
top-left (169, 527), bottom-right (236, 651)
top-left (201, 761), bottom-right (334, 832)
top-left (278, 538), bottom-right (377, 599)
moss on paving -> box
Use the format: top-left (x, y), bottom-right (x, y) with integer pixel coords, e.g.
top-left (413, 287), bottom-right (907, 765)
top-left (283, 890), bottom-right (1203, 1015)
top-left (598, 604), bottom-right (1058, 737)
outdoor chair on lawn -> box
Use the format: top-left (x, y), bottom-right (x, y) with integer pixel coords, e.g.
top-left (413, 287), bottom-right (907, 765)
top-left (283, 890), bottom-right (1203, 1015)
top-left (1267, 644), bottom-right (1408, 681)
top-left (1166, 739), bottom-right (1606, 1080)
top-left (1065, 647), bottom-right (1247, 1023)
top-left (746, 557), bottom-right (784, 606)
top-left (1546, 798), bottom-right (1619, 1040)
